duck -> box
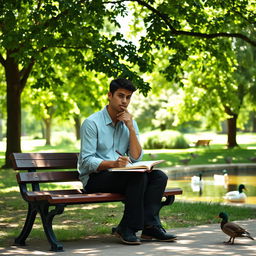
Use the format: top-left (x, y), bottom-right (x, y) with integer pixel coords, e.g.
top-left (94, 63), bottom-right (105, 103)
top-left (214, 170), bottom-right (229, 187)
top-left (223, 184), bottom-right (247, 202)
top-left (218, 212), bottom-right (254, 244)
top-left (249, 156), bottom-right (256, 162)
top-left (191, 173), bottom-right (203, 193)
top-left (179, 158), bottom-right (191, 165)
top-left (224, 156), bottom-right (233, 163)
top-left (190, 153), bottom-right (199, 159)
top-left (149, 153), bottom-right (158, 160)
top-left (191, 173), bottom-right (202, 185)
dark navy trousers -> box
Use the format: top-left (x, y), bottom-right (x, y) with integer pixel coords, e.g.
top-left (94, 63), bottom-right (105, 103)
top-left (84, 170), bottom-right (168, 231)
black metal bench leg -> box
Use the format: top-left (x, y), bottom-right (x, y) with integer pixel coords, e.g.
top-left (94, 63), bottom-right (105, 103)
top-left (38, 203), bottom-right (65, 252)
top-left (161, 195), bottom-right (175, 208)
top-left (156, 195), bottom-right (175, 226)
top-left (14, 202), bottom-right (37, 246)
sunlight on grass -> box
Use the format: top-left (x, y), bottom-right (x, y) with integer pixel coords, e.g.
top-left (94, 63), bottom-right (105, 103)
top-left (0, 186), bottom-right (20, 193)
top-left (70, 205), bottom-right (101, 210)
top-left (0, 132), bottom-right (80, 153)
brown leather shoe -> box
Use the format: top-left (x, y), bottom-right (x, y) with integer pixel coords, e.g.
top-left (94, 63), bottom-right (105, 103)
top-left (141, 225), bottom-right (177, 241)
top-left (112, 226), bottom-right (141, 245)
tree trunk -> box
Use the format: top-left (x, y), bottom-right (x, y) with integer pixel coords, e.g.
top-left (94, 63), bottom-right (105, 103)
top-left (44, 118), bottom-right (52, 146)
top-left (41, 121), bottom-right (46, 139)
top-left (227, 114), bottom-right (238, 148)
top-left (224, 106), bottom-right (238, 148)
top-left (252, 111), bottom-right (256, 132)
top-left (74, 115), bottom-right (81, 140)
top-left (3, 54), bottom-right (22, 168)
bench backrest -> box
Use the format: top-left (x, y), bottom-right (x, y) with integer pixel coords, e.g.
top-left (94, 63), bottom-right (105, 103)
top-left (17, 171), bottom-right (80, 184)
top-left (10, 152), bottom-right (79, 170)
top-left (10, 153), bottom-right (80, 194)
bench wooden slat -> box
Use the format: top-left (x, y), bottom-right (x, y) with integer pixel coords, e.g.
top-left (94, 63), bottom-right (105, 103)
top-left (42, 193), bottom-right (125, 204)
top-left (24, 189), bottom-right (83, 201)
top-left (17, 171), bottom-right (79, 183)
top-left (10, 153), bottom-right (78, 170)
top-left (24, 188), bottom-right (183, 204)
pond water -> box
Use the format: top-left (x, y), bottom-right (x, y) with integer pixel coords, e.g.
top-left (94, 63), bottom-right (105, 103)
top-left (166, 165), bottom-right (256, 205)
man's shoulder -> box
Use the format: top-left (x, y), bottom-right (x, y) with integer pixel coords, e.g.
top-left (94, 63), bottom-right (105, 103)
top-left (87, 110), bottom-right (102, 121)
top-left (83, 108), bottom-right (106, 125)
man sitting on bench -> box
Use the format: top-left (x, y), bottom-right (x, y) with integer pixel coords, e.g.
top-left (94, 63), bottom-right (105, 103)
top-left (78, 78), bottom-right (177, 245)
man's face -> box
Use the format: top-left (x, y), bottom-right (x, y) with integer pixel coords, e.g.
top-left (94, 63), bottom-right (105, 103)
top-left (108, 88), bottom-right (133, 112)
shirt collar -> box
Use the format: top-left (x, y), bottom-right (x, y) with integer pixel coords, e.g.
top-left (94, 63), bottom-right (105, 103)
top-left (103, 106), bottom-right (113, 126)
top-left (103, 106), bottom-right (124, 127)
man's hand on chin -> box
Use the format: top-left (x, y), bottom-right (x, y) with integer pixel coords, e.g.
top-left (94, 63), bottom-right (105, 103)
top-left (117, 107), bottom-right (133, 129)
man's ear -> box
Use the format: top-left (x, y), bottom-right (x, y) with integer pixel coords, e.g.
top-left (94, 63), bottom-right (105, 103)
top-left (107, 92), bottom-right (112, 100)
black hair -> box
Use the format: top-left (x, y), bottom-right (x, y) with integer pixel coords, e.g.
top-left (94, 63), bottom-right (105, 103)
top-left (109, 78), bottom-right (137, 94)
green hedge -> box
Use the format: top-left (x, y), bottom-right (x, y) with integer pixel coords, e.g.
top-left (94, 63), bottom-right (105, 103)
top-left (142, 130), bottom-right (190, 149)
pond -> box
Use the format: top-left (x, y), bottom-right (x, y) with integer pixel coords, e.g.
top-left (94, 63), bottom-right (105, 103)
top-left (165, 164), bottom-right (256, 205)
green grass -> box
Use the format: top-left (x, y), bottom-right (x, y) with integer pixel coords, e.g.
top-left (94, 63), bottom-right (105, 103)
top-left (0, 131), bottom-right (256, 247)
top-left (0, 169), bottom-right (255, 247)
top-left (1, 132), bottom-right (256, 167)
top-left (142, 146), bottom-right (256, 168)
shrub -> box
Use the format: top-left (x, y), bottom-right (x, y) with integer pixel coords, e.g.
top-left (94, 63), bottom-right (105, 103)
top-left (54, 135), bottom-right (75, 146)
top-left (142, 130), bottom-right (190, 149)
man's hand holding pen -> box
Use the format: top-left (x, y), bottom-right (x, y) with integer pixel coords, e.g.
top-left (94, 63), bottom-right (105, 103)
top-left (115, 150), bottom-right (132, 168)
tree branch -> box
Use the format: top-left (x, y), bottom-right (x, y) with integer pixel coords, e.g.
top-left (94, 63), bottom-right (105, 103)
top-left (19, 44), bottom-right (49, 91)
top-left (54, 45), bottom-right (91, 50)
top-left (173, 30), bottom-right (256, 46)
top-left (20, 57), bottom-right (36, 91)
top-left (113, 0), bottom-right (256, 47)
top-left (0, 53), bottom-right (6, 67)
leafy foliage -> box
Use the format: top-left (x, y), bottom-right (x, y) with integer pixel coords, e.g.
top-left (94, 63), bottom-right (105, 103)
top-left (1, 0), bottom-right (256, 164)
top-left (142, 129), bottom-right (190, 149)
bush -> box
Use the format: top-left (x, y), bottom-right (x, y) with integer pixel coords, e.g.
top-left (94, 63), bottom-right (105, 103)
top-left (54, 135), bottom-right (75, 146)
top-left (142, 130), bottom-right (190, 149)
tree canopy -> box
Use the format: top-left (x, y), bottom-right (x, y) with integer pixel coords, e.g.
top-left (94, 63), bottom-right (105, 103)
top-left (1, 0), bottom-right (256, 166)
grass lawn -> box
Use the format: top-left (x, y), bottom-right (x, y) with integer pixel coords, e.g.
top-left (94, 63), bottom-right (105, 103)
top-left (0, 168), bottom-right (255, 247)
top-left (0, 131), bottom-right (256, 247)
top-left (1, 131), bottom-right (256, 167)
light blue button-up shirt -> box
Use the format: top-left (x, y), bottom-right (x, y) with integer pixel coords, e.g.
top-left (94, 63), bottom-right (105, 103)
top-left (78, 106), bottom-right (143, 187)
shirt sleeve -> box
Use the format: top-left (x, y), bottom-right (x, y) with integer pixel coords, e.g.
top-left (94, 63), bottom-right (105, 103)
top-left (127, 120), bottom-right (144, 162)
top-left (78, 118), bottom-right (103, 176)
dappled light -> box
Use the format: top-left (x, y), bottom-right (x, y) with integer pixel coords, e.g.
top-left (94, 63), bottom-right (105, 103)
top-left (1, 134), bottom-right (255, 253)
top-left (1, 221), bottom-right (255, 255)
top-left (0, 186), bottom-right (20, 193)
top-left (1, 0), bottom-right (256, 254)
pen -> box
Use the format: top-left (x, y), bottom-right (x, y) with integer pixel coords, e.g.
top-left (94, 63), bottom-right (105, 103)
top-left (115, 150), bottom-right (132, 164)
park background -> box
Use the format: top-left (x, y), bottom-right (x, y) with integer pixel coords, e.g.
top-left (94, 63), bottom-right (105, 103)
top-left (0, 0), bottom-right (256, 248)
top-left (1, 1), bottom-right (256, 168)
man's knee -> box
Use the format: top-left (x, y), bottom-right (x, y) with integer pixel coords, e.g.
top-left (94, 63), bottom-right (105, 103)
top-left (148, 170), bottom-right (168, 188)
top-left (153, 169), bottom-right (168, 182)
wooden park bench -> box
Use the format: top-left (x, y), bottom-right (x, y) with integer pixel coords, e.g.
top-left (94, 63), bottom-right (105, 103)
top-left (10, 152), bottom-right (183, 252)
top-left (195, 139), bottom-right (211, 147)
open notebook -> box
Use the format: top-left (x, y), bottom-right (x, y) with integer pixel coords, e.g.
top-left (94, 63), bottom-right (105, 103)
top-left (109, 160), bottom-right (165, 172)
